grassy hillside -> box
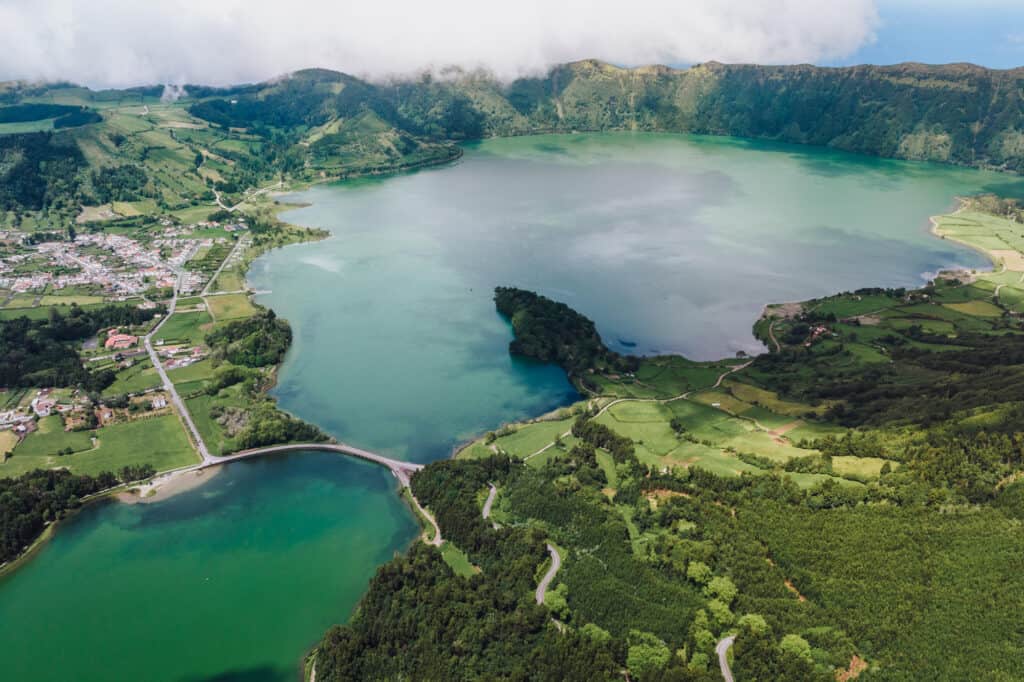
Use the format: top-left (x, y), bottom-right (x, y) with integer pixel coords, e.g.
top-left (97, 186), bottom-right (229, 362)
top-left (3, 59), bottom-right (1023, 227)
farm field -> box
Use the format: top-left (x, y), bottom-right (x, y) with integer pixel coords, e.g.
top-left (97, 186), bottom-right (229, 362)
top-left (168, 358), bottom-right (215, 386)
top-left (1, 415), bottom-right (197, 478)
top-left (0, 430), bottom-right (19, 457)
top-left (13, 416), bottom-right (93, 458)
top-left (211, 269), bottom-right (246, 292)
top-left (155, 311), bottom-right (213, 345)
top-left (206, 293), bottom-right (257, 320)
top-left (101, 359), bottom-right (162, 397)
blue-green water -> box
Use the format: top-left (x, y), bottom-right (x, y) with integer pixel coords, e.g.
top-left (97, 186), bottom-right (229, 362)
top-left (253, 133), bottom-right (1017, 460)
top-left (0, 453), bottom-right (416, 682)
top-left (4, 133), bottom-right (1024, 682)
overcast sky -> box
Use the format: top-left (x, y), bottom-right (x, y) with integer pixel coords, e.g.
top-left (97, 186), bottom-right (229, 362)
top-left (0, 0), bottom-right (1020, 87)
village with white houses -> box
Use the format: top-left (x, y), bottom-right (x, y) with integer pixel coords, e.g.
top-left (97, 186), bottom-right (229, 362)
top-left (0, 215), bottom-right (255, 468)
top-left (0, 218), bottom-right (248, 302)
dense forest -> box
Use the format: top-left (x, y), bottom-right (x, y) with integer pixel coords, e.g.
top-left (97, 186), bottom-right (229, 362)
top-left (89, 164), bottom-right (152, 203)
top-left (318, 456), bottom-right (625, 681)
top-left (0, 104), bottom-right (84, 123)
top-left (494, 287), bottom-right (639, 380)
top-left (0, 304), bottom-right (162, 390)
top-left (0, 469), bottom-right (111, 565)
top-left (205, 310), bottom-right (291, 367)
top-left (0, 132), bottom-right (85, 212)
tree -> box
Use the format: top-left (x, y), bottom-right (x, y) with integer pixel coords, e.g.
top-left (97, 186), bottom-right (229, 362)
top-left (779, 634), bottom-right (812, 663)
top-left (627, 630), bottom-right (672, 678)
top-left (546, 582), bottom-right (570, 620)
top-left (580, 623), bottom-right (612, 644)
top-left (686, 561), bottom-right (712, 585)
top-left (707, 599), bottom-right (734, 629)
top-left (704, 576), bottom-right (738, 605)
top-left (736, 614), bottom-right (769, 636)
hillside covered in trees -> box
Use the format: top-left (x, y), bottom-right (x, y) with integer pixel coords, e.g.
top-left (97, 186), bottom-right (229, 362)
top-left (2, 59), bottom-right (1024, 220)
top-left (184, 60), bottom-right (1024, 171)
top-left (317, 261), bottom-right (1024, 680)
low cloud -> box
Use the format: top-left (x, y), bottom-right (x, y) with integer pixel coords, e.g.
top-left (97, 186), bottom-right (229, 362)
top-left (0, 0), bottom-right (879, 88)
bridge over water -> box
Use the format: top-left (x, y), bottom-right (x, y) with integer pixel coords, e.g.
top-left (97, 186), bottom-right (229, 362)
top-left (187, 442), bottom-right (441, 545)
top-left (201, 442), bottom-right (424, 487)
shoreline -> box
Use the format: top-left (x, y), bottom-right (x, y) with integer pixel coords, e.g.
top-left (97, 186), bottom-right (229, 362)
top-left (116, 465), bottom-right (222, 504)
top-left (928, 197), bottom-right (1002, 273)
top-left (0, 481), bottom-right (130, 580)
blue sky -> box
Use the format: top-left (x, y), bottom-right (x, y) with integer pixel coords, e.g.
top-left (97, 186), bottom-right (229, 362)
top-left (840, 1), bottom-right (1024, 68)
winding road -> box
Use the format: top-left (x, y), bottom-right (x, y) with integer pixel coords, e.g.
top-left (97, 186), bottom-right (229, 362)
top-left (213, 181), bottom-right (283, 213)
top-left (482, 484), bottom-right (497, 520)
top-left (716, 635), bottom-right (736, 682)
top-left (767, 319), bottom-right (781, 352)
top-left (535, 544), bottom-right (562, 605)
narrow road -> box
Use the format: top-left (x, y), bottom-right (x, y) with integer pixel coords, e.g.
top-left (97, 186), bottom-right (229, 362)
top-left (716, 635), bottom-right (736, 682)
top-left (410, 491), bottom-right (443, 547)
top-left (482, 484), bottom-right (497, 519)
top-left (214, 181), bottom-right (283, 213)
top-left (535, 543), bottom-right (562, 605)
top-left (767, 319), bottom-right (781, 352)
top-left (200, 236), bottom-right (247, 296)
top-left (524, 361), bottom-right (753, 461)
top-left (207, 441), bottom-right (422, 487)
top-left (144, 263), bottom-right (213, 463)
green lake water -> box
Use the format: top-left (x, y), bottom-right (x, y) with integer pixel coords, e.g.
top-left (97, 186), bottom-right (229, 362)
top-left (0, 453), bottom-right (416, 681)
top-left (4, 133), bottom-right (1024, 681)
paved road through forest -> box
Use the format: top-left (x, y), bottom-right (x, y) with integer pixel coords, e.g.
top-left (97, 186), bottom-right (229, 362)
top-left (716, 635), bottom-right (736, 682)
top-left (535, 544), bottom-right (562, 605)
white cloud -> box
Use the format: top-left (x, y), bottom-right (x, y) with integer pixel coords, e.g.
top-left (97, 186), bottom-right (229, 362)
top-left (0, 0), bottom-right (879, 87)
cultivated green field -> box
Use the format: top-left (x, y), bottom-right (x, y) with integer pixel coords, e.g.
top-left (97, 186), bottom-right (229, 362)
top-left (101, 359), bottom-right (162, 397)
top-left (155, 311), bottom-right (213, 344)
top-left (13, 416), bottom-right (93, 458)
top-left (167, 358), bottom-right (215, 386)
top-left (1, 415), bottom-right (197, 478)
top-left (211, 269), bottom-right (246, 292)
top-left (206, 293), bottom-right (257, 320)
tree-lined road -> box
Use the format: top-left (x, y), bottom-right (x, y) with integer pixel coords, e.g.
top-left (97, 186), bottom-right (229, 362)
top-left (535, 544), bottom-right (562, 605)
top-left (482, 484), bottom-right (497, 519)
top-left (716, 635), bottom-right (736, 682)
